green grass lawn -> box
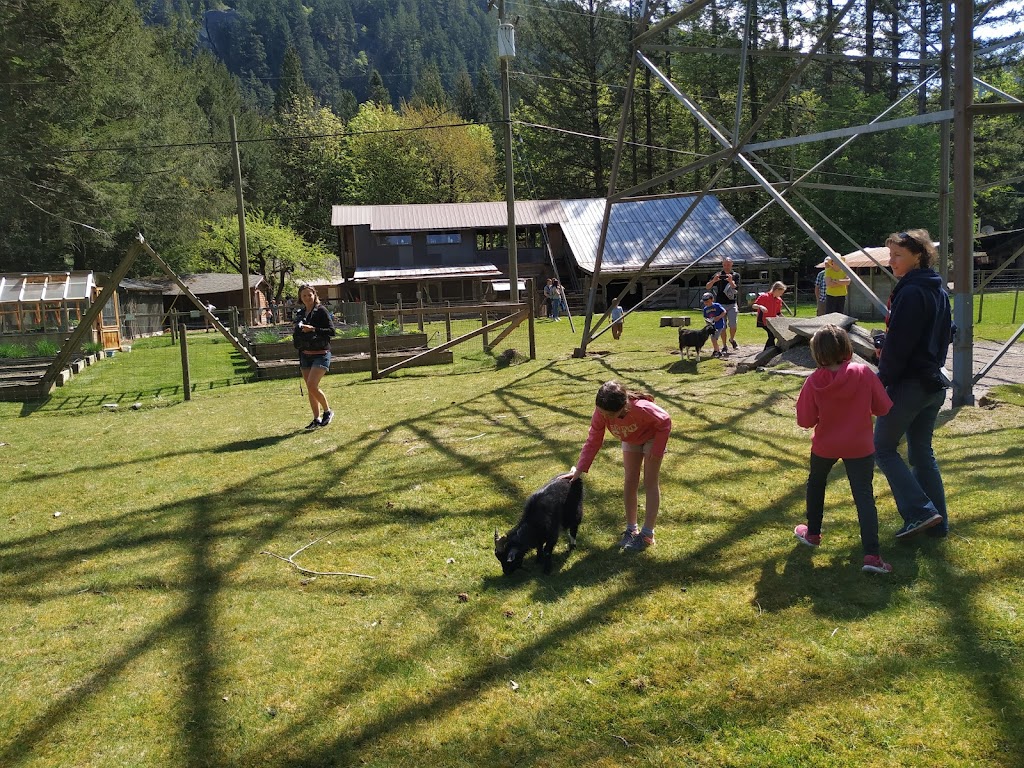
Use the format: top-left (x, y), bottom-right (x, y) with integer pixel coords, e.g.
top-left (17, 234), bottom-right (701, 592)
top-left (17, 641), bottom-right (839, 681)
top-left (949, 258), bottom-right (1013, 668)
top-left (1, 308), bottom-right (1022, 767)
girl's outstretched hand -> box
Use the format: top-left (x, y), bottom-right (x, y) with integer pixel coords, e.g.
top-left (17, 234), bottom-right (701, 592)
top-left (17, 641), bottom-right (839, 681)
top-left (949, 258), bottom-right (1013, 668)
top-left (560, 466), bottom-right (581, 482)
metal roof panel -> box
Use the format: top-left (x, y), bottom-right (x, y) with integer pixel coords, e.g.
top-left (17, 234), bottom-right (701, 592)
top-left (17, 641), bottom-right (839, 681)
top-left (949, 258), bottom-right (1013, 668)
top-left (332, 200), bottom-right (565, 230)
top-left (353, 263), bottom-right (503, 282)
top-left (560, 196), bottom-right (769, 273)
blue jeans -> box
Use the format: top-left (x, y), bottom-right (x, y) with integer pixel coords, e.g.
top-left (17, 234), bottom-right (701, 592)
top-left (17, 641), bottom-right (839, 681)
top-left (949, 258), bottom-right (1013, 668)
top-left (805, 453), bottom-right (880, 556)
top-left (873, 379), bottom-right (947, 531)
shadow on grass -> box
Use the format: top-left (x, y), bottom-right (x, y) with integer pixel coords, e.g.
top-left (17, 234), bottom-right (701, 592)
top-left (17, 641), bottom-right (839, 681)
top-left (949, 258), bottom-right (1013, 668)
top-left (752, 543), bottom-right (900, 618)
top-left (2, 352), bottom-right (1022, 767)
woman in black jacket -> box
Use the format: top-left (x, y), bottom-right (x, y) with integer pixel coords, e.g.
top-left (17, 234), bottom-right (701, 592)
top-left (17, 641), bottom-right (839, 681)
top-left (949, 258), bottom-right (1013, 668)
top-left (873, 229), bottom-right (952, 539)
top-left (294, 284), bottom-right (335, 430)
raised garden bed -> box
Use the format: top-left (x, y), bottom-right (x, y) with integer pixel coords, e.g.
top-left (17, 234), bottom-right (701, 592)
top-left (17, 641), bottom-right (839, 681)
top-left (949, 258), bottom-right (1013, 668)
top-left (255, 347), bottom-right (453, 379)
top-left (0, 353), bottom-right (97, 400)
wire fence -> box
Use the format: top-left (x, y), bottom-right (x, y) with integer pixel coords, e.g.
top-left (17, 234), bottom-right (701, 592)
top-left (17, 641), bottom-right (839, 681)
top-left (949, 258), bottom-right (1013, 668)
top-left (367, 300), bottom-right (535, 378)
top-left (24, 331), bottom-right (255, 414)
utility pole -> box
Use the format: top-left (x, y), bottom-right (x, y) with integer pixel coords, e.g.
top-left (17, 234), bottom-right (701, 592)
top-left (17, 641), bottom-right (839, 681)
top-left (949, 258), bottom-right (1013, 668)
top-left (951, 0), bottom-right (973, 406)
top-left (493, 1), bottom-right (519, 301)
top-left (230, 115), bottom-right (252, 327)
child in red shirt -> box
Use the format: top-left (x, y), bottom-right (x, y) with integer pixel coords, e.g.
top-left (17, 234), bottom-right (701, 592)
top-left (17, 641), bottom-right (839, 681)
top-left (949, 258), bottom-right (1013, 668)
top-left (752, 281), bottom-right (787, 350)
top-left (795, 325), bottom-right (894, 573)
top-left (564, 381), bottom-right (671, 551)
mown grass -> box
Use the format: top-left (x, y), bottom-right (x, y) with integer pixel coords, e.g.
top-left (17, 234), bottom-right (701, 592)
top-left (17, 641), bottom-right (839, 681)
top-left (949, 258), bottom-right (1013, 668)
top-left (0, 306), bottom-right (1022, 768)
top-left (23, 333), bottom-right (256, 414)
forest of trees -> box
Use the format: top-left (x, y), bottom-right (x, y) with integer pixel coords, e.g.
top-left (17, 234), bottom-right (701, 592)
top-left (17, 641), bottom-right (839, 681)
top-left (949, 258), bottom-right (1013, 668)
top-left (1, 0), bottom-right (1022, 293)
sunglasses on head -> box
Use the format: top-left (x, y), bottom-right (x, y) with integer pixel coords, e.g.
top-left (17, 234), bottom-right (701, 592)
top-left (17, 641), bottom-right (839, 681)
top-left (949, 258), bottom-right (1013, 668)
top-left (894, 232), bottom-right (924, 252)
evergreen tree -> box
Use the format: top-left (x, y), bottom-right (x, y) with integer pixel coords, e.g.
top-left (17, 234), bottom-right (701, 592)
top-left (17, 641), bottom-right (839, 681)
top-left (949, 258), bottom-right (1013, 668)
top-left (474, 65), bottom-right (502, 124)
top-left (410, 62), bottom-right (449, 110)
top-left (0, 0), bottom-right (231, 273)
top-left (367, 69), bottom-right (392, 106)
top-left (515, 0), bottom-right (629, 197)
top-left (453, 69), bottom-right (477, 121)
top-left (274, 46), bottom-right (315, 115)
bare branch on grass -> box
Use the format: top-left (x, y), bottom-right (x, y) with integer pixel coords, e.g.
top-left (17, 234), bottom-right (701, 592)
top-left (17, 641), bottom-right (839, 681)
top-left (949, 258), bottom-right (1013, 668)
top-left (261, 530), bottom-right (375, 579)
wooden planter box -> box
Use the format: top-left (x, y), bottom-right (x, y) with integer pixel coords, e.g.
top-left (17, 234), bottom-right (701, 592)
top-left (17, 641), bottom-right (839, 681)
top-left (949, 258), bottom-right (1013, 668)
top-left (251, 332), bottom-right (429, 361)
top-left (255, 348), bottom-right (453, 380)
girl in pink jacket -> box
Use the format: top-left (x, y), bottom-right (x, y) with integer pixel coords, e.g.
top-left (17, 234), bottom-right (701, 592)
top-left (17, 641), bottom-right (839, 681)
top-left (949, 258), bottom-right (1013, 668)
top-left (795, 325), bottom-right (894, 573)
top-left (564, 381), bottom-right (671, 551)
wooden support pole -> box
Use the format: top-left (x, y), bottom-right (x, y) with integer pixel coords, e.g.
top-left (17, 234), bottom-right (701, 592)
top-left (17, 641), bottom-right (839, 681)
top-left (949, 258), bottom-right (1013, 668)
top-left (40, 238), bottom-right (145, 390)
top-left (179, 323), bottom-right (191, 401)
top-left (526, 278), bottom-right (536, 360)
top-left (376, 310), bottom-right (523, 379)
top-left (485, 312), bottom-right (525, 349)
top-left (368, 307), bottom-right (379, 380)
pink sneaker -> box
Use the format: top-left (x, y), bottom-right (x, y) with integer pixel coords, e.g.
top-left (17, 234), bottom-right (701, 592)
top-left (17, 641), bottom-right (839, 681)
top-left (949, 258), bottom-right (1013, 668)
top-left (793, 524), bottom-right (821, 547)
top-left (862, 555), bottom-right (893, 574)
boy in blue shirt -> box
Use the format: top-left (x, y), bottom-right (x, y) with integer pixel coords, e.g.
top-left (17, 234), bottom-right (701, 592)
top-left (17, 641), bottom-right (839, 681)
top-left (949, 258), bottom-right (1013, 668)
top-left (702, 292), bottom-right (728, 358)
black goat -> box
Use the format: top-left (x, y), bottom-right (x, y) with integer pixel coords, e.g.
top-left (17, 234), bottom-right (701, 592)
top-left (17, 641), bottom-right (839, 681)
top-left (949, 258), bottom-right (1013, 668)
top-left (679, 322), bottom-right (717, 362)
top-left (494, 475), bottom-right (584, 575)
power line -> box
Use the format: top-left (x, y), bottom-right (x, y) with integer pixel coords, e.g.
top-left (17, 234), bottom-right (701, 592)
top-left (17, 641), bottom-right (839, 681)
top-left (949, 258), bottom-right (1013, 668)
top-left (512, 68), bottom-right (935, 125)
top-left (4, 111), bottom-right (960, 195)
top-left (513, 120), bottom-right (943, 192)
top-left (0, 118), bottom-right (505, 161)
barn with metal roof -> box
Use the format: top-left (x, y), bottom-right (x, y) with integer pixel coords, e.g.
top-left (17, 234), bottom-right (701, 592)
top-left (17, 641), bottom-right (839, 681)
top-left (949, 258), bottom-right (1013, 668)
top-left (330, 196), bottom-right (777, 309)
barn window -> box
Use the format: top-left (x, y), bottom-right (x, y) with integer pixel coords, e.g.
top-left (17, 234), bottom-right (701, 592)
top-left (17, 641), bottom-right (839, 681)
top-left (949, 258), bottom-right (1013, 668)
top-left (426, 233), bottom-right (461, 245)
top-left (378, 234), bottom-right (411, 246)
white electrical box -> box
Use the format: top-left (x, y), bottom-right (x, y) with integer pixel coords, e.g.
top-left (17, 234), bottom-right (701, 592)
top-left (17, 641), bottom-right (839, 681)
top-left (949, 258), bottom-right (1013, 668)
top-left (498, 23), bottom-right (516, 59)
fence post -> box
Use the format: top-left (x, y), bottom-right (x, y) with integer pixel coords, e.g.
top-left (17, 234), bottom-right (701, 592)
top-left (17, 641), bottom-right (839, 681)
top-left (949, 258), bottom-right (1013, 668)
top-left (445, 302), bottom-right (452, 342)
top-left (1013, 289), bottom-right (1019, 324)
top-left (368, 307), bottom-right (379, 380)
top-left (526, 278), bottom-right (536, 360)
top-left (978, 287), bottom-right (985, 324)
top-left (482, 308), bottom-right (489, 349)
top-left (179, 323), bottom-right (191, 401)
top-left (418, 294), bottom-right (424, 332)
top-left (397, 295), bottom-right (404, 333)
top-left (169, 312), bottom-right (178, 344)
top-left (230, 306), bottom-right (239, 337)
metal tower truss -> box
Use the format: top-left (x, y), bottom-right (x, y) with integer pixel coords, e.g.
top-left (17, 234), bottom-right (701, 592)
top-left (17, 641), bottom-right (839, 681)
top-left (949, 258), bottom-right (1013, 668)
top-left (574, 0), bottom-right (1024, 407)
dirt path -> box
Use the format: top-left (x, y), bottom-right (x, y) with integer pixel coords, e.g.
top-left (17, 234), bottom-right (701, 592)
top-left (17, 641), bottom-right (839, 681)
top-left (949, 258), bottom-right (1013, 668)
top-left (731, 337), bottom-right (1023, 403)
top-left (970, 339), bottom-right (1024, 393)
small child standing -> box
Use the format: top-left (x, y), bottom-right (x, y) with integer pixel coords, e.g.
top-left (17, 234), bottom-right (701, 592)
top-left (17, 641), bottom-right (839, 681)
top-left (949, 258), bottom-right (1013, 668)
top-left (701, 292), bottom-right (728, 358)
top-left (795, 325), bottom-right (894, 573)
top-left (564, 381), bottom-right (672, 551)
top-left (610, 298), bottom-right (625, 340)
